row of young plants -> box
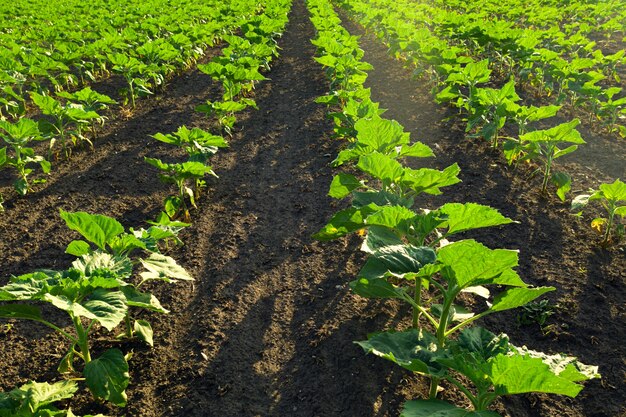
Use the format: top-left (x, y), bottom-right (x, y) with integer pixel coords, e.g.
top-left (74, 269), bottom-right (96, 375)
top-left (340, 0), bottom-right (626, 138)
top-left (0, 0), bottom-right (261, 115)
top-left (0, 0), bottom-right (273, 213)
top-left (429, 0), bottom-right (626, 46)
top-left (307, 0), bottom-right (600, 416)
top-left (336, 0), bottom-right (626, 246)
top-left (146, 0), bottom-right (292, 222)
top-left (0, 1), bottom-right (292, 414)
top-left (0, 211), bottom-right (193, 415)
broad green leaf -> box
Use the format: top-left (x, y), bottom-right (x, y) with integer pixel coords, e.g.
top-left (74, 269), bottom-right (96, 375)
top-left (553, 145), bottom-right (579, 159)
top-left (82, 290), bottom-right (127, 331)
top-left (399, 142), bottom-right (434, 158)
top-left (84, 348), bottom-right (129, 406)
top-left (60, 211), bottom-right (125, 251)
top-left (352, 190), bottom-right (414, 209)
top-left (139, 253), bottom-right (193, 282)
top-left (489, 287), bottom-right (555, 313)
top-left (356, 329), bottom-right (445, 374)
top-left (354, 116), bottom-right (410, 152)
top-left (0, 147), bottom-right (6, 167)
top-left (402, 399), bottom-right (501, 417)
top-left (361, 226), bottom-right (403, 253)
top-left (592, 179), bottom-right (626, 202)
top-left (456, 327), bottom-right (510, 360)
top-left (0, 304), bottom-right (43, 320)
top-left (0, 277), bottom-right (45, 300)
top-left (43, 294), bottom-right (98, 320)
top-left (552, 172), bottom-right (571, 202)
top-left (357, 152), bottom-right (404, 183)
top-left (521, 119), bottom-right (585, 145)
top-left (18, 380), bottom-right (78, 411)
top-left (489, 353), bottom-right (585, 397)
top-left (350, 277), bottom-right (405, 299)
top-left (65, 240), bottom-right (91, 257)
top-left (313, 205), bottom-right (377, 241)
top-left (365, 205), bottom-right (416, 232)
top-left (437, 240), bottom-right (524, 289)
top-left (401, 164), bottom-right (461, 195)
top-left (120, 286), bottom-right (168, 313)
top-left (328, 173), bottom-right (362, 199)
top-left (359, 245), bottom-right (437, 279)
top-left (72, 252), bottom-right (133, 279)
top-left (512, 346), bottom-right (600, 382)
top-left (439, 203), bottom-right (514, 235)
top-left (134, 319), bottom-right (154, 346)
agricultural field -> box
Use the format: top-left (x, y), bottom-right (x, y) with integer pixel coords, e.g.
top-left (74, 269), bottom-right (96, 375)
top-left (0, 0), bottom-right (624, 416)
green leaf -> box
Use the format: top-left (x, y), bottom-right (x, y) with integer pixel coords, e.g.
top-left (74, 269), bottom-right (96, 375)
top-left (456, 327), bottom-right (510, 360)
top-left (402, 399), bottom-right (501, 417)
top-left (356, 329), bottom-right (445, 374)
top-left (437, 240), bottom-right (524, 289)
top-left (489, 353), bottom-right (586, 397)
top-left (72, 252), bottom-right (133, 279)
top-left (0, 304), bottom-right (43, 320)
top-left (139, 253), bottom-right (193, 282)
top-left (350, 277), bottom-right (406, 299)
top-left (552, 172), bottom-right (571, 201)
top-left (365, 205), bottom-right (416, 232)
top-left (43, 294), bottom-right (98, 320)
top-left (489, 287), bottom-right (555, 312)
top-left (399, 142), bottom-right (434, 158)
top-left (82, 290), bottom-right (127, 331)
top-left (354, 116), bottom-right (410, 153)
top-left (401, 164), bottom-right (461, 195)
top-left (84, 348), bottom-right (129, 406)
top-left (439, 203), bottom-right (514, 235)
top-left (120, 286), bottom-right (168, 313)
top-left (357, 152), bottom-right (404, 183)
top-left (134, 319), bottom-right (154, 346)
top-left (0, 147), bottom-right (6, 168)
top-left (328, 173), bottom-right (362, 199)
top-left (18, 380), bottom-right (78, 411)
top-left (313, 205), bottom-right (377, 241)
top-left (60, 211), bottom-right (125, 251)
top-left (361, 225), bottom-right (403, 253)
top-left (65, 240), bottom-right (91, 256)
top-left (359, 245), bottom-right (437, 279)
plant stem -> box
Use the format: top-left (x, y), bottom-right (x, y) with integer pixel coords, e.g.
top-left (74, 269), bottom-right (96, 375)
top-left (428, 377), bottom-right (441, 399)
top-left (72, 315), bottom-right (91, 364)
top-left (412, 277), bottom-right (422, 329)
top-left (603, 202), bottom-right (615, 245)
top-left (446, 376), bottom-right (479, 409)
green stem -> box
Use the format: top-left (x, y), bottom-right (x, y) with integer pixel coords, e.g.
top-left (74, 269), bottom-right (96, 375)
top-left (445, 310), bottom-right (490, 338)
top-left (72, 315), bottom-right (91, 364)
top-left (541, 155), bottom-right (553, 194)
top-left (428, 377), bottom-right (441, 399)
top-left (412, 277), bottom-right (422, 329)
top-left (446, 376), bottom-right (479, 409)
top-left (603, 202), bottom-right (615, 245)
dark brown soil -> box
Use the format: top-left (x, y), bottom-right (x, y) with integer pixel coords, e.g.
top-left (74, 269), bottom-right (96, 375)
top-left (0, 1), bottom-right (624, 417)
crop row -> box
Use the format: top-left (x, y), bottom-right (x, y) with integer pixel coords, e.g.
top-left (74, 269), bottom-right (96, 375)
top-left (340, 0), bottom-right (626, 138)
top-left (307, 0), bottom-right (601, 415)
top-left (337, 0), bottom-right (626, 246)
top-left (0, 0), bottom-right (277, 212)
top-left (0, 0), bottom-right (292, 414)
top-left (0, 0), bottom-right (258, 112)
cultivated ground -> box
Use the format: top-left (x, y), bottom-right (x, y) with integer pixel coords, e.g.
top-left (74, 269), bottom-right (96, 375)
top-left (0, 1), bottom-right (624, 416)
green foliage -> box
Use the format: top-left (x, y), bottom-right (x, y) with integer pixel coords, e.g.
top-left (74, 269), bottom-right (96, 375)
top-left (0, 118), bottom-right (50, 195)
top-left (572, 179), bottom-right (626, 245)
top-left (0, 380), bottom-right (107, 417)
